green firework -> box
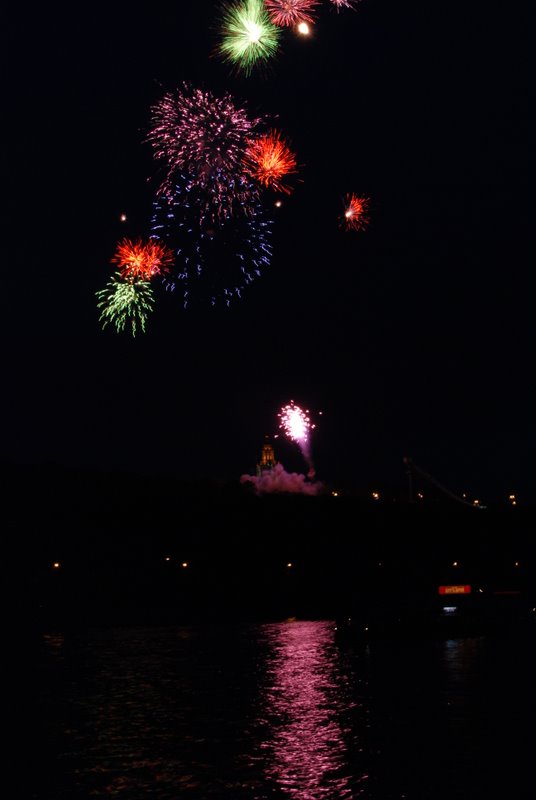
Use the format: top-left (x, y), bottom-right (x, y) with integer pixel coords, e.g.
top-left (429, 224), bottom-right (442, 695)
top-left (96, 272), bottom-right (155, 336)
top-left (218, 0), bottom-right (281, 75)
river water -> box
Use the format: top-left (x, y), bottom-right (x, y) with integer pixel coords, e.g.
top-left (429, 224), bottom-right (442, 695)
top-left (28, 620), bottom-right (534, 799)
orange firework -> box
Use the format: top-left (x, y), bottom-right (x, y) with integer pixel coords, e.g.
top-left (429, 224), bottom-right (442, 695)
top-left (342, 193), bottom-right (370, 231)
top-left (111, 237), bottom-right (174, 281)
top-left (244, 130), bottom-right (298, 195)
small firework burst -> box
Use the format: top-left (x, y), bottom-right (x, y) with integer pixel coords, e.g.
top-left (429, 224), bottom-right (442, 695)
top-left (329, 0), bottom-right (361, 11)
top-left (96, 273), bottom-right (155, 336)
top-left (148, 83), bottom-right (263, 220)
top-left (278, 401), bottom-right (314, 446)
top-left (278, 400), bottom-right (317, 477)
top-left (217, 0), bottom-right (281, 75)
top-left (265, 0), bottom-right (320, 27)
top-left (111, 237), bottom-right (174, 281)
top-left (342, 193), bottom-right (370, 231)
top-left (243, 129), bottom-right (298, 194)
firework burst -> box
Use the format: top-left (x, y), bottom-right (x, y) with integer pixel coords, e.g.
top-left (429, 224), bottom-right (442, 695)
top-left (217, 0), bottom-right (281, 76)
top-left (148, 83), bottom-right (263, 222)
top-left (96, 273), bottom-right (155, 336)
top-left (342, 193), bottom-right (370, 231)
top-left (329, 0), bottom-right (361, 12)
top-left (265, 0), bottom-right (320, 27)
top-left (243, 129), bottom-right (298, 194)
top-left (151, 177), bottom-right (273, 309)
top-left (278, 400), bottom-right (317, 476)
top-left (111, 237), bottom-right (174, 281)
top-left (279, 401), bottom-right (314, 445)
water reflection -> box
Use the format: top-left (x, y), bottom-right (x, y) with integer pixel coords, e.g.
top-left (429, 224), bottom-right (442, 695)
top-left (32, 623), bottom-right (533, 799)
top-left (257, 620), bottom-right (363, 799)
top-left (441, 637), bottom-right (483, 734)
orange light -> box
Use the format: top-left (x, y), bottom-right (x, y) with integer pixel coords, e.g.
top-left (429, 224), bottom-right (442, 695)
top-left (439, 585), bottom-right (471, 595)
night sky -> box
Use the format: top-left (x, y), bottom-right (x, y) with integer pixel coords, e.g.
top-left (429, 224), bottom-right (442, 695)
top-left (4, 1), bottom-right (535, 503)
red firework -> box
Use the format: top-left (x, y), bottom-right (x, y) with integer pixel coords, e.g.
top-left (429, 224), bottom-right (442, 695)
top-left (243, 130), bottom-right (298, 195)
top-left (342, 194), bottom-right (370, 231)
top-left (111, 237), bottom-right (174, 281)
top-left (264, 0), bottom-right (320, 28)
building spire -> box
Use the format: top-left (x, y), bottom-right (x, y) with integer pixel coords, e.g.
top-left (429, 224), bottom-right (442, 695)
top-left (256, 435), bottom-right (277, 477)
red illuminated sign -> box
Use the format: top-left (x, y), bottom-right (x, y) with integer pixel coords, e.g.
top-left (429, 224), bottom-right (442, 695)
top-left (438, 585), bottom-right (471, 595)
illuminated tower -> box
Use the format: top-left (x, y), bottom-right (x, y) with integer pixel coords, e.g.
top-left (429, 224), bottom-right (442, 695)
top-left (256, 436), bottom-right (277, 477)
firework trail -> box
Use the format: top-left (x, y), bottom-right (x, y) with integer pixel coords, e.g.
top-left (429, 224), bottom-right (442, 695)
top-left (217, 0), bottom-right (281, 76)
top-left (96, 273), bottom-right (155, 336)
top-left (151, 177), bottom-right (273, 308)
top-left (278, 400), bottom-right (317, 477)
top-left (147, 83), bottom-right (264, 221)
top-left (243, 129), bottom-right (298, 195)
top-left (265, 0), bottom-right (320, 28)
top-left (341, 193), bottom-right (369, 231)
top-left (111, 237), bottom-right (174, 281)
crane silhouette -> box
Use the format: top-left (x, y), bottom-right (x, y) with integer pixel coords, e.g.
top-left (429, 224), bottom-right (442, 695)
top-left (403, 456), bottom-right (486, 509)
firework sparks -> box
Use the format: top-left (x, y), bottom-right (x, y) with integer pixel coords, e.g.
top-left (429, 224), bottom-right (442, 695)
top-left (278, 400), bottom-right (317, 477)
top-left (329, 0), bottom-right (361, 11)
top-left (265, 0), bottom-right (320, 27)
top-left (279, 401), bottom-right (313, 445)
top-left (151, 178), bottom-right (273, 309)
top-left (342, 193), bottom-right (369, 231)
top-left (148, 83), bottom-right (263, 221)
top-left (217, 0), bottom-right (281, 75)
top-left (243, 130), bottom-right (298, 194)
top-left (111, 237), bottom-right (174, 281)
top-left (96, 273), bottom-right (155, 336)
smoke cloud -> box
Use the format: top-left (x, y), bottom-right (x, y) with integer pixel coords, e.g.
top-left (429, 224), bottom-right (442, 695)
top-left (240, 462), bottom-right (325, 496)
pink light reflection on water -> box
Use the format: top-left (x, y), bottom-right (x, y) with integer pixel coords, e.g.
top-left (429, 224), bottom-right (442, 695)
top-left (258, 620), bottom-right (367, 799)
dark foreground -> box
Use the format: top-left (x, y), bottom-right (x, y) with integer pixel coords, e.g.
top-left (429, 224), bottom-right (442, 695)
top-left (11, 486), bottom-right (536, 636)
top-left (13, 472), bottom-right (535, 799)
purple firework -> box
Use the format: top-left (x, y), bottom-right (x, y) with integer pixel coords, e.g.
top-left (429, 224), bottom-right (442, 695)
top-left (329, 0), bottom-right (361, 10)
top-left (147, 83), bottom-right (265, 225)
